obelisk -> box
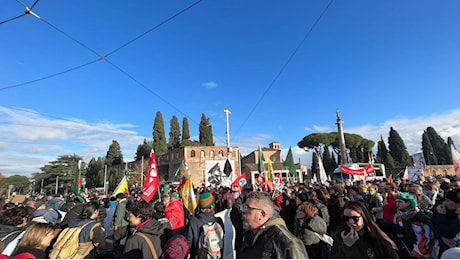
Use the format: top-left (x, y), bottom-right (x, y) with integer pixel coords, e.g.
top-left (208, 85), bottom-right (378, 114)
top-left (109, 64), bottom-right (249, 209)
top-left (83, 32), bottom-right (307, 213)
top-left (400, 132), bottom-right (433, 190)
top-left (336, 110), bottom-right (348, 165)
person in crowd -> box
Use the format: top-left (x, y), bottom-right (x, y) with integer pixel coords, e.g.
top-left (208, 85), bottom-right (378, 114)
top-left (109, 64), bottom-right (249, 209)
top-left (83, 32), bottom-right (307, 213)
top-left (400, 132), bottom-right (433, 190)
top-left (230, 184), bottom-right (253, 257)
top-left (10, 223), bottom-right (55, 259)
top-left (330, 200), bottom-right (399, 258)
top-left (163, 234), bottom-right (190, 259)
top-left (295, 201), bottom-right (329, 258)
top-left (349, 186), bottom-right (366, 203)
top-left (328, 183), bottom-right (349, 233)
top-left (409, 183), bottom-right (434, 213)
top-left (432, 189), bottom-right (460, 257)
top-left (284, 188), bottom-right (299, 233)
top-left (63, 202), bottom-right (106, 258)
top-left (164, 193), bottom-right (185, 232)
top-left (307, 189), bottom-right (330, 226)
top-left (382, 182), bottom-right (399, 223)
top-left (366, 184), bottom-right (384, 224)
top-left (186, 192), bottom-right (224, 258)
top-left (0, 206), bottom-right (31, 255)
top-left (393, 192), bottom-right (437, 258)
top-left (113, 192), bottom-right (130, 255)
top-left (449, 178), bottom-right (460, 192)
top-left (103, 197), bottom-right (116, 238)
top-left (60, 197), bottom-right (85, 228)
top-left (153, 201), bottom-right (174, 248)
top-left (122, 200), bottom-right (163, 259)
top-left (33, 201), bottom-right (62, 226)
top-left (238, 191), bottom-right (308, 259)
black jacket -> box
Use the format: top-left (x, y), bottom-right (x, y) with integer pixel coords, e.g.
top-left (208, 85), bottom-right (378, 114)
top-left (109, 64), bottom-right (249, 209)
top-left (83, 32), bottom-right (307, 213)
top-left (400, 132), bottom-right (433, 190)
top-left (239, 217), bottom-right (308, 259)
top-left (122, 219), bottom-right (164, 259)
top-left (60, 203), bottom-right (85, 229)
top-left (0, 225), bottom-right (22, 252)
top-left (12, 246), bottom-right (45, 259)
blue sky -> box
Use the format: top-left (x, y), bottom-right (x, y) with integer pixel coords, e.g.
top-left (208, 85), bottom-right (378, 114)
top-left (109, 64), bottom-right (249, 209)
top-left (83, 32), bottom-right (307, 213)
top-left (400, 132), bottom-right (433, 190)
top-left (1, 0), bottom-right (460, 177)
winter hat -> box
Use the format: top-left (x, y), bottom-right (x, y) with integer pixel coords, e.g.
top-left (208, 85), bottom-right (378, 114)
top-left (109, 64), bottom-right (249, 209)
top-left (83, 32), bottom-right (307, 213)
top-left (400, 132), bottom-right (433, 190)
top-left (199, 193), bottom-right (214, 209)
top-left (171, 192), bottom-right (180, 200)
top-left (163, 235), bottom-right (190, 259)
top-left (445, 190), bottom-right (460, 203)
top-left (394, 192), bottom-right (417, 208)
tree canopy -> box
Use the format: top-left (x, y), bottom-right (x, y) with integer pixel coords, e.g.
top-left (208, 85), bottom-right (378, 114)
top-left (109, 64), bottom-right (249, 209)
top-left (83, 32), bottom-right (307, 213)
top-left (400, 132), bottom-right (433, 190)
top-left (199, 113), bottom-right (214, 146)
top-left (169, 115), bottom-right (181, 149)
top-left (153, 111), bottom-right (168, 155)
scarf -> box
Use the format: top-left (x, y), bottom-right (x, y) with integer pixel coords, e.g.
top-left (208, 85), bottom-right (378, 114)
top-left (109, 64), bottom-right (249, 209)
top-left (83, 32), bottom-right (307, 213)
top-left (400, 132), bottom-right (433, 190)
top-left (396, 206), bottom-right (419, 221)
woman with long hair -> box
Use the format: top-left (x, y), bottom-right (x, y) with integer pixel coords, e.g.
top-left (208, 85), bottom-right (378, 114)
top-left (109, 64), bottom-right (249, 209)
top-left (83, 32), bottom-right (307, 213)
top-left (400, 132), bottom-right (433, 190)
top-left (11, 223), bottom-right (55, 258)
top-left (330, 200), bottom-right (399, 258)
top-left (295, 202), bottom-right (329, 258)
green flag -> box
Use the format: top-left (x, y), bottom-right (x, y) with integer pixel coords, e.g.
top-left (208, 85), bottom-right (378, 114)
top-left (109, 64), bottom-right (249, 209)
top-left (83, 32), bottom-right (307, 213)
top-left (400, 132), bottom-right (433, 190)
top-left (73, 160), bottom-right (82, 195)
top-left (258, 145), bottom-right (265, 173)
top-left (283, 147), bottom-right (298, 177)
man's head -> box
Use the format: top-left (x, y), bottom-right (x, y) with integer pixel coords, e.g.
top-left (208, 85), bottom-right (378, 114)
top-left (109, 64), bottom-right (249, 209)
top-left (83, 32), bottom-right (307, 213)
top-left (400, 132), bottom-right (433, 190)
top-left (450, 178), bottom-right (460, 191)
top-left (115, 192), bottom-right (126, 201)
top-left (409, 183), bottom-right (423, 196)
top-left (241, 191), bottom-right (275, 231)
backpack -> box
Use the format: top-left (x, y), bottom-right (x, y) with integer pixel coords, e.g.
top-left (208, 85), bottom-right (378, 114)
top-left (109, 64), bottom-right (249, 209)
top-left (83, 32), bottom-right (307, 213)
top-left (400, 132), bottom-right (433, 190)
top-left (197, 217), bottom-right (224, 259)
top-left (49, 221), bottom-right (96, 259)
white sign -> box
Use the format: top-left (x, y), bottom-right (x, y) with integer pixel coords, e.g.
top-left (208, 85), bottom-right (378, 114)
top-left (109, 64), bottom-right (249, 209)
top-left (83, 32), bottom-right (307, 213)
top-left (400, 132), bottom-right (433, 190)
top-left (205, 160), bottom-right (235, 187)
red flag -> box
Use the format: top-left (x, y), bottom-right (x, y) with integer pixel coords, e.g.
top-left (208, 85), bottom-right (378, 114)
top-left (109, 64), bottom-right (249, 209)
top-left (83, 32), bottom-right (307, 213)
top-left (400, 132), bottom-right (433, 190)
top-left (142, 147), bottom-right (159, 203)
top-left (403, 166), bottom-right (409, 180)
top-left (232, 173), bottom-right (247, 191)
top-left (388, 175), bottom-right (393, 183)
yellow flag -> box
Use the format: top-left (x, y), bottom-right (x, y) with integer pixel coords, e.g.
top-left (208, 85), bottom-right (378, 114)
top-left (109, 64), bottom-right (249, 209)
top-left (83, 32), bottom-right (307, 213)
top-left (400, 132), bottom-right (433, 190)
top-left (113, 176), bottom-right (129, 196)
top-left (180, 177), bottom-right (197, 215)
top-left (267, 158), bottom-right (274, 185)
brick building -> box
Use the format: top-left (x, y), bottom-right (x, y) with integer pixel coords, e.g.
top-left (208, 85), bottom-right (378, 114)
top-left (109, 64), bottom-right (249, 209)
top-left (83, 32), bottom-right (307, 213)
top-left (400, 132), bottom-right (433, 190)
top-left (156, 146), bottom-right (240, 187)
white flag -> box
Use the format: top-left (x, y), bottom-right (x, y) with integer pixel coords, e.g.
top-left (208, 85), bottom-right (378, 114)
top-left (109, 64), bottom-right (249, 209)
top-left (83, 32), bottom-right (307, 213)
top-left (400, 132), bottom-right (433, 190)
top-left (316, 152), bottom-right (328, 184)
top-left (451, 144), bottom-right (460, 177)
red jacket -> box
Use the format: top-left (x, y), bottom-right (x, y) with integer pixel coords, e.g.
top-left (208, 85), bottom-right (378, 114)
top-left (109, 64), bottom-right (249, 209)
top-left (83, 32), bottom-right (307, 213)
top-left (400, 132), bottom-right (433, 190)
top-left (383, 194), bottom-right (397, 223)
top-left (165, 199), bottom-right (185, 230)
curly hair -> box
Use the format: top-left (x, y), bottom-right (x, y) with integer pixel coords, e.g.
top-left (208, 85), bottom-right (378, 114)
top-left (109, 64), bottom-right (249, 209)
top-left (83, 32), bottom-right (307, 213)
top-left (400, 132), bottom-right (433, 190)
top-left (130, 200), bottom-right (154, 223)
top-left (0, 206), bottom-right (30, 226)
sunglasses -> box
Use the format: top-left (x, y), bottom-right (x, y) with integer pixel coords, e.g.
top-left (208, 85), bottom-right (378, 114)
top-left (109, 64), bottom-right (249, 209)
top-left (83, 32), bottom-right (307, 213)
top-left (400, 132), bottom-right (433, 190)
top-left (343, 215), bottom-right (361, 222)
top-left (240, 204), bottom-right (263, 212)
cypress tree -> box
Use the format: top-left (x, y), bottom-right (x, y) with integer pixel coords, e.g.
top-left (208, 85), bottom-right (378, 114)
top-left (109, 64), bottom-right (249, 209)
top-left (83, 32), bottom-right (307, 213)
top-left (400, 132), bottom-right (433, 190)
top-left (311, 152), bottom-right (319, 181)
top-left (182, 117), bottom-right (190, 141)
top-left (388, 127), bottom-right (413, 167)
top-left (135, 139), bottom-right (151, 161)
top-left (106, 140), bottom-right (124, 190)
top-left (323, 146), bottom-right (333, 174)
top-left (199, 113), bottom-right (214, 146)
top-left (377, 136), bottom-right (396, 168)
top-left (331, 150), bottom-right (338, 171)
top-left (169, 115), bottom-right (181, 149)
top-left (153, 111), bottom-right (168, 155)
top-left (426, 127), bottom-right (451, 164)
top-left (422, 131), bottom-right (437, 165)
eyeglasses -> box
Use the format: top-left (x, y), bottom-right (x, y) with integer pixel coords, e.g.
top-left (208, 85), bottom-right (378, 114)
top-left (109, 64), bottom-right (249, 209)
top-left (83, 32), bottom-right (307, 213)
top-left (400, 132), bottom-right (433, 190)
top-left (343, 215), bottom-right (361, 222)
top-left (240, 203), bottom-right (263, 212)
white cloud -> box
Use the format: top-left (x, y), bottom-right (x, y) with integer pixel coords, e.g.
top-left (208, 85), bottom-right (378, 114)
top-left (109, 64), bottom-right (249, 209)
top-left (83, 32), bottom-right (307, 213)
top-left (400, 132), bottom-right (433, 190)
top-left (0, 107), bottom-right (145, 177)
top-left (304, 125), bottom-right (333, 132)
top-left (202, 81), bottom-right (217, 89)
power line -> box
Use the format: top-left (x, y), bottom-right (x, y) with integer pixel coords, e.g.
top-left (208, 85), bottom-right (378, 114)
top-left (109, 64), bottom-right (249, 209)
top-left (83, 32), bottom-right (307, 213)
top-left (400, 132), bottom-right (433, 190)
top-left (104, 59), bottom-right (199, 125)
top-left (234, 0), bottom-right (335, 136)
top-left (0, 58), bottom-right (101, 91)
top-left (0, 0), bottom-right (40, 25)
top-left (105, 0), bottom-right (203, 58)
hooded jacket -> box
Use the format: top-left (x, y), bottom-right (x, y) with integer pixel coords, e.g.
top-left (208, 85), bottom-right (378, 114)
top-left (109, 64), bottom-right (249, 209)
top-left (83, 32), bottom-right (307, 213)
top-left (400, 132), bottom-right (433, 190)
top-left (239, 217), bottom-right (308, 259)
top-left (122, 218), bottom-right (164, 259)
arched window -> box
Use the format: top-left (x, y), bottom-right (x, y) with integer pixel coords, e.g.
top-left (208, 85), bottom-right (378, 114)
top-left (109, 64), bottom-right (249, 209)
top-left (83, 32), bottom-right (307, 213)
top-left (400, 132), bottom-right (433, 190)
top-left (176, 152), bottom-right (179, 159)
top-left (200, 150), bottom-right (205, 158)
top-left (219, 150), bottom-right (224, 157)
top-left (191, 150), bottom-right (196, 157)
top-left (210, 150), bottom-right (215, 158)
top-left (432, 170), bottom-right (437, 176)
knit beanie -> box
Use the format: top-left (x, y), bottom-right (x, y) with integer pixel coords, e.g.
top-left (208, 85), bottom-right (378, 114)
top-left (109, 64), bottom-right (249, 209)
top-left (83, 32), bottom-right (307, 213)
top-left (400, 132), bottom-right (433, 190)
top-left (394, 192), bottom-right (417, 208)
top-left (199, 193), bottom-right (214, 209)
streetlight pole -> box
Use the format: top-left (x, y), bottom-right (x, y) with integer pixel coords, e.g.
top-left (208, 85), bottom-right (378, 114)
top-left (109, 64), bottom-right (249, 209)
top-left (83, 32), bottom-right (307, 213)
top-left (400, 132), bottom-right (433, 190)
top-left (55, 175), bottom-right (59, 194)
top-left (141, 156), bottom-right (144, 186)
top-left (104, 165), bottom-right (107, 195)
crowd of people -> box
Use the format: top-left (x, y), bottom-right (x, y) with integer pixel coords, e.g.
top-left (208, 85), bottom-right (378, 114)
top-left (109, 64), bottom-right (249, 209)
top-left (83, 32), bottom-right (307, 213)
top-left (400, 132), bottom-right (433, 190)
top-left (0, 174), bottom-right (459, 259)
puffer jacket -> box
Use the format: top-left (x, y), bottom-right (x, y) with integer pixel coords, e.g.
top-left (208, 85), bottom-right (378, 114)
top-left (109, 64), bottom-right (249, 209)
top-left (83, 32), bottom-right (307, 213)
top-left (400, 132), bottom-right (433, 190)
top-left (239, 217), bottom-right (308, 259)
top-left (122, 219), bottom-right (164, 259)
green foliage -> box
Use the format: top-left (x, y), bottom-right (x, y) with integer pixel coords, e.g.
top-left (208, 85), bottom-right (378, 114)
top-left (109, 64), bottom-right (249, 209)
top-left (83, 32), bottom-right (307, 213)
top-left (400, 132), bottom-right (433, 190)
top-left (136, 139), bottom-right (152, 161)
top-left (169, 115), bottom-right (181, 149)
top-left (106, 140), bottom-right (123, 166)
top-left (199, 113), bottom-right (214, 146)
top-left (182, 117), bottom-right (190, 141)
top-left (34, 154), bottom-right (84, 194)
top-left (298, 132), bottom-right (374, 163)
top-left (425, 127), bottom-right (451, 165)
top-left (422, 132), bottom-right (437, 165)
top-left (0, 175), bottom-right (30, 193)
top-left (153, 111), bottom-right (168, 155)
top-left (86, 157), bottom-right (105, 188)
top-left (388, 127), bottom-right (413, 167)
